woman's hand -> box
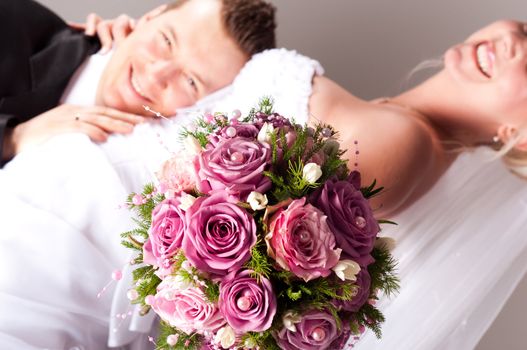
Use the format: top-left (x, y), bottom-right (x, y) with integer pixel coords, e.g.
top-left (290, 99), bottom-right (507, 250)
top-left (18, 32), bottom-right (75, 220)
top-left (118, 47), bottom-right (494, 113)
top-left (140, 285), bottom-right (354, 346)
top-left (4, 105), bottom-right (145, 159)
top-left (69, 13), bottom-right (136, 54)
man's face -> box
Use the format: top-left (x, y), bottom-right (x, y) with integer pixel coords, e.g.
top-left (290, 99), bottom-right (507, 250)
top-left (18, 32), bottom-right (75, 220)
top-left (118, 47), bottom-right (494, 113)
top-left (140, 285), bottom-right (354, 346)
top-left (96, 0), bottom-right (248, 116)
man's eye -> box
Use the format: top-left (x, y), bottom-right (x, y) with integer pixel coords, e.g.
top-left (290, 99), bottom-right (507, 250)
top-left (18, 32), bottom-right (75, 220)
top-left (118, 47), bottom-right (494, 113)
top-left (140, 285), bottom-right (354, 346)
top-left (187, 77), bottom-right (197, 91)
top-left (161, 32), bottom-right (171, 47)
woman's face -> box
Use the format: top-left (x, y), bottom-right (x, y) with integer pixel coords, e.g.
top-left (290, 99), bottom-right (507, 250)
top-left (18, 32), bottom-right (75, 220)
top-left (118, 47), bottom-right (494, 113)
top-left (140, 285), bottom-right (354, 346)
top-left (444, 20), bottom-right (527, 124)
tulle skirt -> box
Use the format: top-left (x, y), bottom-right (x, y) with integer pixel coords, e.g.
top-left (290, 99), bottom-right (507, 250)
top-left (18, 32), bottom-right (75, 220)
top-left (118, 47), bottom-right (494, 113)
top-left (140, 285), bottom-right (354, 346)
top-left (357, 148), bottom-right (527, 349)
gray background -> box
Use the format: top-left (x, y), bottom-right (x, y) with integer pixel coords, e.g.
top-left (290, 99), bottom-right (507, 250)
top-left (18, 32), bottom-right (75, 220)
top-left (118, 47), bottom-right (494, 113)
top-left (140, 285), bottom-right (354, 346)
top-left (37, 0), bottom-right (527, 348)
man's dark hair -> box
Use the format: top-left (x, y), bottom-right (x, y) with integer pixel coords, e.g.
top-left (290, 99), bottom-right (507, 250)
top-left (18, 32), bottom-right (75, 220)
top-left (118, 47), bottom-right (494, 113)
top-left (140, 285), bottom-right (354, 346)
top-left (166, 0), bottom-right (276, 56)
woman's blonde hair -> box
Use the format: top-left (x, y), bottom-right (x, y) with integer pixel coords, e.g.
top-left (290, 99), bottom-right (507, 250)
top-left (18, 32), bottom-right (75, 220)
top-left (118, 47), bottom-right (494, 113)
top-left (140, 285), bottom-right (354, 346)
top-left (499, 128), bottom-right (527, 179)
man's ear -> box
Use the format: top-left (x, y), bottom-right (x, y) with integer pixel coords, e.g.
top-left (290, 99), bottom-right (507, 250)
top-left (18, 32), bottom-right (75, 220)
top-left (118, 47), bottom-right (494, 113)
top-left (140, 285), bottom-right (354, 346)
top-left (497, 124), bottom-right (527, 151)
top-left (136, 4), bottom-right (168, 27)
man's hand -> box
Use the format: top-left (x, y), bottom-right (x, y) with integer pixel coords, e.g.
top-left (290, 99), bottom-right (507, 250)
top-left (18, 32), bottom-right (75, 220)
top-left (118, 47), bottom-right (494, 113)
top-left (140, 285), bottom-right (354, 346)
top-left (4, 104), bottom-right (145, 160)
top-left (69, 13), bottom-right (136, 54)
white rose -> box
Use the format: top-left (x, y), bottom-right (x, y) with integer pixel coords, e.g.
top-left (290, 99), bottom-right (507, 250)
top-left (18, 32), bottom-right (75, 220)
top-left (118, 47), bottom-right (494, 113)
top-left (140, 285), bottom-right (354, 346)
top-left (302, 162), bottom-right (322, 183)
top-left (215, 325), bottom-right (236, 349)
top-left (332, 260), bottom-right (361, 281)
top-left (374, 237), bottom-right (397, 252)
top-left (257, 122), bottom-right (275, 144)
top-left (184, 134), bottom-right (203, 155)
top-left (247, 191), bottom-right (268, 211)
top-left (282, 310), bottom-right (302, 332)
top-left (178, 192), bottom-right (197, 211)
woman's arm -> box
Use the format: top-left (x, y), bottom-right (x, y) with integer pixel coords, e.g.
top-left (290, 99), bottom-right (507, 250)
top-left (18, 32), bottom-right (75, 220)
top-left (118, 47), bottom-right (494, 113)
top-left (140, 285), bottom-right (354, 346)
top-left (309, 76), bottom-right (448, 217)
top-left (69, 13), bottom-right (136, 54)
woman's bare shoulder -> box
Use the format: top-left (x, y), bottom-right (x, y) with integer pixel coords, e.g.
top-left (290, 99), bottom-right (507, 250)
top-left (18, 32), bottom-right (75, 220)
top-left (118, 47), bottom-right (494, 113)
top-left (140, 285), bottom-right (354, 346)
top-left (309, 76), bottom-right (449, 216)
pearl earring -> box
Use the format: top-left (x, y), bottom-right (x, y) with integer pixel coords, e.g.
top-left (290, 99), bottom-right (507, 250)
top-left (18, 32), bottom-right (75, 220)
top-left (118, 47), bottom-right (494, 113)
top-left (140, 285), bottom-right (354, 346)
top-left (492, 135), bottom-right (500, 144)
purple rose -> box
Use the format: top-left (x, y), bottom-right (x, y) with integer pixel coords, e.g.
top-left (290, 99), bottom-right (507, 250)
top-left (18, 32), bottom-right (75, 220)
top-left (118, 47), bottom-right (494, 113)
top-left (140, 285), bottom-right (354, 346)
top-left (334, 268), bottom-right (371, 312)
top-left (197, 137), bottom-right (272, 200)
top-left (310, 172), bottom-right (379, 266)
top-left (275, 309), bottom-right (342, 350)
top-left (266, 198), bottom-right (341, 281)
top-left (219, 269), bottom-right (276, 333)
top-left (150, 280), bottom-right (224, 335)
top-left (181, 191), bottom-right (257, 276)
top-left (143, 197), bottom-right (186, 271)
top-left (208, 124), bottom-right (260, 146)
top-left (253, 112), bottom-right (292, 129)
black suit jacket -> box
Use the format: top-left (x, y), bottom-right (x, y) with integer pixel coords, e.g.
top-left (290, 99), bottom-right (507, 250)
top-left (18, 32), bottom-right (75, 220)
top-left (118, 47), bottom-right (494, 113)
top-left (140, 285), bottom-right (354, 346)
top-left (0, 0), bottom-right (100, 163)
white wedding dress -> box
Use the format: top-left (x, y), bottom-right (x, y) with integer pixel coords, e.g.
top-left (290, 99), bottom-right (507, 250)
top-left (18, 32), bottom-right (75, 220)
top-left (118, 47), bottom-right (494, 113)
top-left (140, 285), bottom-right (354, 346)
top-left (0, 48), bottom-right (525, 350)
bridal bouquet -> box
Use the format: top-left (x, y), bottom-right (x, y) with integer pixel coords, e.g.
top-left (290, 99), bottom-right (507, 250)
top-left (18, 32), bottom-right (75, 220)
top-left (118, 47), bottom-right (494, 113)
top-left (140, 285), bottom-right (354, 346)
top-left (121, 99), bottom-right (399, 350)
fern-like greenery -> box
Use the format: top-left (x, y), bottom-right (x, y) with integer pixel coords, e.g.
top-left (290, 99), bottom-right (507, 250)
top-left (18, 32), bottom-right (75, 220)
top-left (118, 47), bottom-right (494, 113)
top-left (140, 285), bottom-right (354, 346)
top-left (369, 247), bottom-right (400, 298)
top-left (156, 321), bottom-right (204, 350)
top-left (244, 241), bottom-right (274, 281)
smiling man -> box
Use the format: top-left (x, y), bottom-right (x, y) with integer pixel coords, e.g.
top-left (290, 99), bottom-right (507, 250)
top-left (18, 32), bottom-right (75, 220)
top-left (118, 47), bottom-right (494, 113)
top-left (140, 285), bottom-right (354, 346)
top-left (0, 0), bottom-right (276, 164)
top-left (97, 0), bottom-right (275, 116)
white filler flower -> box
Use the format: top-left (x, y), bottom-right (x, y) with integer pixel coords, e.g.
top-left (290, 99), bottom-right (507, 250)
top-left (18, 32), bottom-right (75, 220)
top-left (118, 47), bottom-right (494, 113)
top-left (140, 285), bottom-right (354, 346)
top-left (332, 260), bottom-right (361, 281)
top-left (247, 191), bottom-right (268, 211)
top-left (302, 163), bottom-right (322, 183)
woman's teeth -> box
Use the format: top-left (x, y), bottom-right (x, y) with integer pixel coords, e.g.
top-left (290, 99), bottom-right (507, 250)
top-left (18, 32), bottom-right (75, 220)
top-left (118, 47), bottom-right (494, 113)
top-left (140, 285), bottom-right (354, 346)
top-left (476, 43), bottom-right (491, 78)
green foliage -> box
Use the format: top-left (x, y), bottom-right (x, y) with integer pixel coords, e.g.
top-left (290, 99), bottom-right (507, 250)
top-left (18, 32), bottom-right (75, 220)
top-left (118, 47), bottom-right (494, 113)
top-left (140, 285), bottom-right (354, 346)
top-left (135, 271), bottom-right (161, 306)
top-left (240, 331), bottom-right (281, 350)
top-left (171, 251), bottom-right (187, 272)
top-left (132, 265), bottom-right (155, 282)
top-left (203, 280), bottom-right (220, 303)
top-left (262, 121), bottom-right (352, 203)
top-left (246, 96), bottom-right (275, 121)
top-left (369, 247), bottom-right (400, 298)
top-left (327, 304), bottom-right (343, 330)
top-left (264, 159), bottom-right (318, 202)
top-left (180, 111), bottom-right (231, 148)
top-left (258, 96), bottom-right (275, 115)
top-left (156, 321), bottom-right (204, 350)
top-left (286, 287), bottom-right (303, 301)
top-left (245, 241), bottom-right (274, 281)
top-left (121, 183), bottom-right (165, 252)
top-left (320, 149), bottom-right (349, 182)
top-left (355, 303), bottom-right (386, 338)
top-left (281, 125), bottom-right (308, 164)
top-left (361, 179), bottom-right (385, 199)
top-left (275, 274), bottom-right (357, 326)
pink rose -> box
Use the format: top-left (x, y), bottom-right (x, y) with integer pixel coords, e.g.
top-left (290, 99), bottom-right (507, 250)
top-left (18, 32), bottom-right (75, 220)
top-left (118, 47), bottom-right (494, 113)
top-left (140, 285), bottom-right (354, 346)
top-left (196, 137), bottom-right (272, 200)
top-left (156, 154), bottom-right (198, 195)
top-left (219, 269), bottom-right (277, 333)
top-left (266, 198), bottom-right (341, 281)
top-left (275, 309), bottom-right (344, 350)
top-left (182, 191), bottom-right (257, 276)
top-left (150, 279), bottom-right (225, 334)
top-left (143, 197), bottom-right (186, 272)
